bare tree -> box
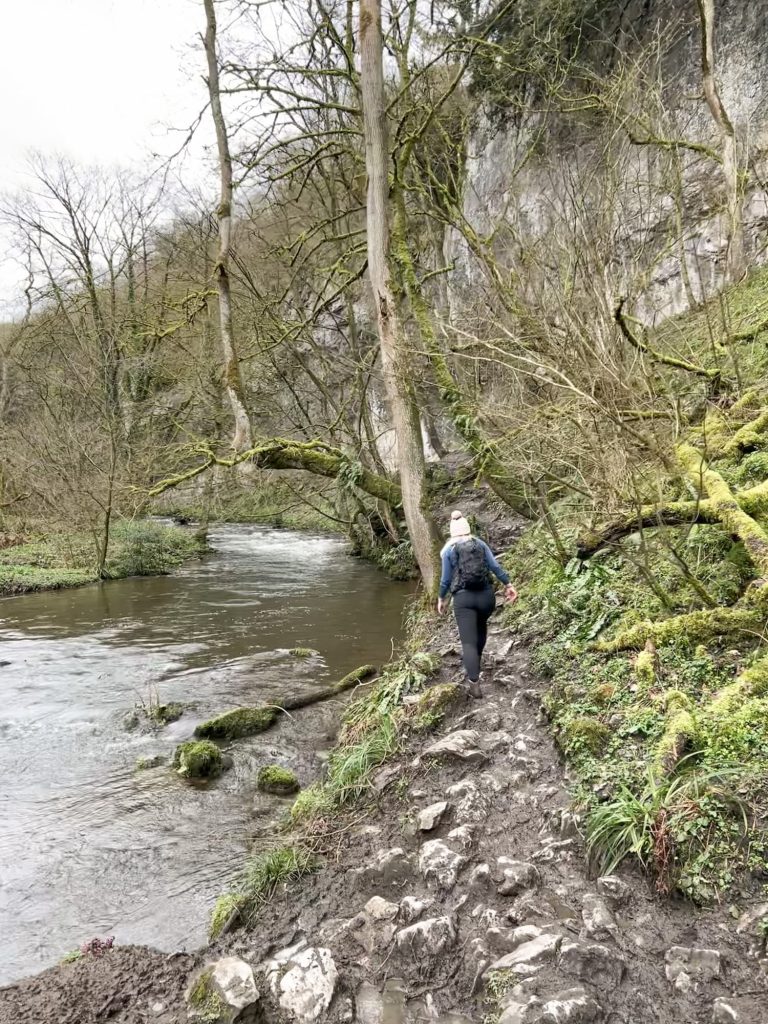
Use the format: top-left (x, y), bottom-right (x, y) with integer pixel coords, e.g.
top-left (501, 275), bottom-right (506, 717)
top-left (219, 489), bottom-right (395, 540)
top-left (202, 0), bottom-right (253, 451)
top-left (359, 0), bottom-right (440, 590)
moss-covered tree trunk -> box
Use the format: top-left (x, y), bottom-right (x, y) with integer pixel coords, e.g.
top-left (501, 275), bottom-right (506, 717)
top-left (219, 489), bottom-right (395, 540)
top-left (359, 0), bottom-right (440, 592)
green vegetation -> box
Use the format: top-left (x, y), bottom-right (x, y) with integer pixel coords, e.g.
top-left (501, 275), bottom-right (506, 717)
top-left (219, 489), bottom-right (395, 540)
top-left (135, 754), bottom-right (165, 770)
top-left (187, 968), bottom-right (226, 1023)
top-left (0, 521), bottom-right (205, 597)
top-left (209, 846), bottom-right (315, 938)
top-left (195, 706), bottom-right (278, 740)
top-left (288, 647), bottom-right (317, 658)
top-left (173, 740), bottom-right (223, 779)
top-left (257, 764), bottom-right (300, 795)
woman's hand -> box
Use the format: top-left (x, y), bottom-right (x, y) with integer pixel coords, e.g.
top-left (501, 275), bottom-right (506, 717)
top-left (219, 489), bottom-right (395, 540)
top-left (437, 597), bottom-right (447, 615)
top-left (504, 584), bottom-right (518, 604)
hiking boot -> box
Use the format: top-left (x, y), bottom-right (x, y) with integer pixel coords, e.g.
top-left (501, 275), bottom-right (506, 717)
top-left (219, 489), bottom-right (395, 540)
top-left (468, 677), bottom-right (483, 699)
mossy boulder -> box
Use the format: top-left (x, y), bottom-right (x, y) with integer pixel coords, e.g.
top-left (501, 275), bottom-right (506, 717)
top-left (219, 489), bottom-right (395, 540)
top-left (288, 647), bottom-right (317, 658)
top-left (561, 717), bottom-right (612, 756)
top-left (173, 740), bottom-right (223, 779)
top-left (333, 664), bottom-right (377, 692)
top-left (195, 706), bottom-right (278, 740)
top-left (257, 764), bottom-right (300, 796)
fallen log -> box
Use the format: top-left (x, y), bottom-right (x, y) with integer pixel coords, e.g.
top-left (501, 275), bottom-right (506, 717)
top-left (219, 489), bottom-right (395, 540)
top-left (194, 664), bottom-right (378, 740)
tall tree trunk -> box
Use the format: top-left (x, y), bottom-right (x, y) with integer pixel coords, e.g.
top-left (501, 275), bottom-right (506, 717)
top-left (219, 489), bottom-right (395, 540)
top-left (358, 0), bottom-right (440, 591)
top-left (202, 0), bottom-right (253, 452)
top-left (696, 0), bottom-right (745, 284)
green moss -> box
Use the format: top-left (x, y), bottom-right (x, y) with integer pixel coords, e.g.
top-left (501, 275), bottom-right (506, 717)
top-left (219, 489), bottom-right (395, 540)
top-left (290, 782), bottom-right (334, 824)
top-left (147, 702), bottom-right (184, 727)
top-left (654, 692), bottom-right (698, 775)
top-left (195, 706), bottom-right (278, 740)
top-left (635, 649), bottom-right (656, 693)
top-left (257, 764), bottom-right (300, 795)
top-left (187, 968), bottom-right (226, 1022)
top-left (333, 664), bottom-right (377, 692)
top-left (209, 893), bottom-right (248, 940)
top-left (412, 682), bottom-right (461, 731)
top-left (288, 647), bottom-right (317, 658)
top-left (561, 717), bottom-right (612, 756)
top-left (173, 740), bottom-right (222, 779)
top-left (135, 754), bottom-right (164, 770)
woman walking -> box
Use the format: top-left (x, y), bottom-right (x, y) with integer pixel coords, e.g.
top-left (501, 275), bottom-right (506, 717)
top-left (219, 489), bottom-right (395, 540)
top-left (437, 510), bottom-right (517, 698)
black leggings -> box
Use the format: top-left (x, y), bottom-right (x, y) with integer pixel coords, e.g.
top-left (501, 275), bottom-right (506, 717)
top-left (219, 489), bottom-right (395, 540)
top-left (453, 585), bottom-right (496, 682)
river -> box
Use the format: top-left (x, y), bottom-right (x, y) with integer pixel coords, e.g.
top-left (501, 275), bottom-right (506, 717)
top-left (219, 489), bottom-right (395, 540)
top-left (0, 525), bottom-right (411, 985)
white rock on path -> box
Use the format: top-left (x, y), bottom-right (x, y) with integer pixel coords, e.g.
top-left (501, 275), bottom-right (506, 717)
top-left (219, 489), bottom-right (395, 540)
top-left (496, 858), bottom-right (540, 897)
top-left (419, 839), bottom-right (468, 890)
top-left (187, 956), bottom-right (260, 1022)
top-left (535, 987), bottom-right (604, 1023)
top-left (395, 915), bottom-right (456, 957)
top-left (266, 946), bottom-right (338, 1022)
top-left (422, 730), bottom-right (488, 763)
top-left (487, 932), bottom-right (562, 972)
top-left (210, 957), bottom-right (260, 1012)
top-left (399, 895), bottom-right (430, 923)
top-left (580, 894), bottom-right (618, 941)
top-left (595, 875), bottom-right (631, 904)
top-left (558, 941), bottom-right (625, 988)
top-left (417, 801), bottom-right (449, 831)
top-left (664, 946), bottom-right (721, 994)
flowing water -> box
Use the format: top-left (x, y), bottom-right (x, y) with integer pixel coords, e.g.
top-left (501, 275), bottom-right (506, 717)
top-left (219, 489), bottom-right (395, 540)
top-left (0, 525), bottom-right (411, 985)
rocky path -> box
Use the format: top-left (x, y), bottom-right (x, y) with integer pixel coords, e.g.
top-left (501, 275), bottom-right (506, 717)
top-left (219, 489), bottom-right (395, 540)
top-left (3, 624), bottom-right (767, 1023)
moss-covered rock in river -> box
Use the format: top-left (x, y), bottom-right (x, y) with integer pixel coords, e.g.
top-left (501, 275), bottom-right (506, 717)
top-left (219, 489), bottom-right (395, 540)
top-left (135, 754), bottom-right (165, 770)
top-left (173, 740), bottom-right (223, 779)
top-left (195, 706), bottom-right (278, 740)
top-left (257, 764), bottom-right (300, 795)
top-left (288, 647), bottom-right (317, 658)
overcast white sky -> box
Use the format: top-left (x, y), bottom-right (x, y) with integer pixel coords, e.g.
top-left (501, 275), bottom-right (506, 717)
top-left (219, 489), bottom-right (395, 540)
top-left (0, 0), bottom-right (215, 310)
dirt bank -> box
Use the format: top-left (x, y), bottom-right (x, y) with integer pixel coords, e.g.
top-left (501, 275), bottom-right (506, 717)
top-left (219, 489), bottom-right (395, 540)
top-left (3, 603), bottom-right (767, 1023)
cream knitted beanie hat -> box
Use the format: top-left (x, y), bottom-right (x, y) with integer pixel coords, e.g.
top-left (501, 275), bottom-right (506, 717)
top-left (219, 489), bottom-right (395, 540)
top-left (449, 510), bottom-right (471, 538)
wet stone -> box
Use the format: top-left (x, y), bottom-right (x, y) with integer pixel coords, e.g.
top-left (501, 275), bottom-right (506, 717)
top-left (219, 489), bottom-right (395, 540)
top-left (496, 858), bottom-right (540, 897)
top-left (533, 987), bottom-right (604, 1023)
top-left (399, 895), bottom-right (430, 924)
top-left (419, 839), bottom-right (468, 891)
top-left (664, 946), bottom-right (721, 993)
top-left (469, 863), bottom-right (492, 889)
top-left (580, 894), bottom-right (617, 941)
top-left (265, 945), bottom-right (338, 1023)
top-left (446, 777), bottom-right (493, 824)
top-left (395, 915), bottom-right (456, 958)
top-left (487, 931), bottom-right (562, 972)
top-left (359, 847), bottom-right (414, 889)
top-left (417, 801), bottom-right (449, 831)
top-left (595, 876), bottom-right (631, 905)
top-left (422, 729), bottom-right (488, 763)
top-left (558, 941), bottom-right (625, 989)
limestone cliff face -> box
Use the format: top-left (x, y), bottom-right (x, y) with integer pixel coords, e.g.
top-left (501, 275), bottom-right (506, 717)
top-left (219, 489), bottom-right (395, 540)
top-left (447, 0), bottom-right (768, 328)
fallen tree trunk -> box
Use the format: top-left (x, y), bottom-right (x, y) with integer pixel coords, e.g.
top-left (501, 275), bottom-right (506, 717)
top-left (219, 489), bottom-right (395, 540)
top-left (577, 478), bottom-right (768, 558)
top-left (149, 439), bottom-right (401, 508)
top-left (194, 664), bottom-right (378, 740)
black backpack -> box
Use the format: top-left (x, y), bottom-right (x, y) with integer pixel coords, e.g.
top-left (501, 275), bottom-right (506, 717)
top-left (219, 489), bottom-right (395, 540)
top-left (451, 539), bottom-right (490, 593)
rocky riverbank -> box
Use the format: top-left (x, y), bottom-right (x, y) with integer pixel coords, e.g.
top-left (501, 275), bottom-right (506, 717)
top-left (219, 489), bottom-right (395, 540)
top-left (2, 598), bottom-right (766, 1024)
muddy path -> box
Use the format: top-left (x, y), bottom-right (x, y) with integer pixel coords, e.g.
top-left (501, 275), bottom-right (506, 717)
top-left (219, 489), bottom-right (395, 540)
top-left (3, 604), bottom-right (767, 1023)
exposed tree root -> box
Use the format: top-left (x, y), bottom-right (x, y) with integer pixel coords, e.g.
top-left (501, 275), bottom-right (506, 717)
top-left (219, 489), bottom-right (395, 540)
top-left (653, 691), bottom-right (698, 776)
top-left (595, 605), bottom-right (763, 653)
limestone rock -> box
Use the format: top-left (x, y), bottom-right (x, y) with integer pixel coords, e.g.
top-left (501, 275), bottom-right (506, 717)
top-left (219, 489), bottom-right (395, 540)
top-left (417, 801), bottom-right (449, 831)
top-left (580, 894), bottom-right (617, 941)
top-left (349, 897), bottom-right (399, 953)
top-left (399, 895), bottom-right (430, 924)
top-left (359, 847), bottom-right (413, 888)
top-left (395, 915), bottom-right (456, 957)
top-left (533, 987), bottom-right (604, 1023)
top-left (419, 839), bottom-right (468, 890)
top-left (423, 730), bottom-right (488, 763)
top-left (558, 941), bottom-right (625, 988)
top-left (446, 777), bottom-right (493, 824)
top-left (446, 824), bottom-right (475, 851)
top-left (266, 946), bottom-right (338, 1022)
top-left (496, 858), bottom-right (540, 897)
top-left (712, 999), bottom-right (739, 1023)
top-left (487, 932), bottom-right (562, 971)
top-left (664, 946), bottom-right (721, 994)
top-left (469, 863), bottom-right (492, 889)
top-left (736, 902), bottom-right (768, 937)
top-left (595, 876), bottom-right (631, 905)
top-left (187, 957), bottom-right (259, 1023)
